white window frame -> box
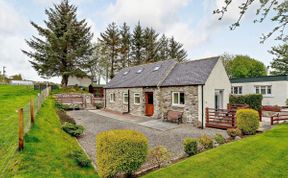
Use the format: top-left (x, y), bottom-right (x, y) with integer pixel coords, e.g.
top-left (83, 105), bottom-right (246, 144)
top-left (134, 93), bottom-right (141, 105)
top-left (109, 93), bottom-right (115, 103)
top-left (123, 93), bottom-right (129, 104)
top-left (255, 85), bottom-right (272, 96)
top-left (172, 92), bottom-right (185, 106)
top-left (231, 86), bottom-right (242, 95)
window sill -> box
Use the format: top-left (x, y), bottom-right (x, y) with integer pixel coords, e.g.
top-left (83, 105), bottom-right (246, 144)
top-left (172, 104), bottom-right (185, 108)
top-left (263, 95), bottom-right (273, 98)
top-left (134, 103), bottom-right (141, 105)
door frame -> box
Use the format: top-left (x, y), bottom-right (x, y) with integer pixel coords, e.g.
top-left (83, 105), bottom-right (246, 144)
top-left (145, 92), bottom-right (154, 116)
top-left (215, 89), bottom-right (224, 110)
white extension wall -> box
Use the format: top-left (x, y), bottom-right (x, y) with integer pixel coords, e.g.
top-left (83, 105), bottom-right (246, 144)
top-left (232, 81), bottom-right (288, 106)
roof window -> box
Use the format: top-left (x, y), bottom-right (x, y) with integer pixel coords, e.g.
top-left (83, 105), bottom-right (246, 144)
top-left (153, 66), bottom-right (160, 71)
top-left (136, 68), bottom-right (143, 74)
top-left (123, 71), bottom-right (129, 75)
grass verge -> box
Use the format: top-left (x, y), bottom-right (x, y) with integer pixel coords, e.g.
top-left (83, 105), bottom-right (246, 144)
top-left (143, 124), bottom-right (288, 178)
top-left (5, 98), bottom-right (98, 178)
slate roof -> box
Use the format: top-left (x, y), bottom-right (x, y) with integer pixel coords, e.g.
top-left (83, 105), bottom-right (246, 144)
top-left (161, 57), bottom-right (219, 86)
top-left (105, 59), bottom-right (177, 88)
top-left (105, 56), bottom-right (219, 88)
top-left (230, 75), bottom-right (288, 83)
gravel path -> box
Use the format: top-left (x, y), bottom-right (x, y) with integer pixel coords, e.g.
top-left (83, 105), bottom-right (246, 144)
top-left (67, 110), bottom-right (228, 164)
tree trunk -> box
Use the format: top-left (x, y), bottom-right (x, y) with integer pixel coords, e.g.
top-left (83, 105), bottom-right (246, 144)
top-left (61, 75), bottom-right (69, 87)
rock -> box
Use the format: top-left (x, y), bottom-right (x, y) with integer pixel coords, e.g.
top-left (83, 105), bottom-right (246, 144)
top-left (235, 136), bottom-right (241, 140)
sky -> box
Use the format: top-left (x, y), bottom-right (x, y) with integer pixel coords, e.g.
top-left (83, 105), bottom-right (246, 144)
top-left (0, 0), bottom-right (282, 83)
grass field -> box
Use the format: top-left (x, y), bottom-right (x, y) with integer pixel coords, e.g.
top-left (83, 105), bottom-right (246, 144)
top-left (5, 98), bottom-right (98, 177)
top-left (143, 124), bottom-right (288, 178)
top-left (0, 85), bottom-right (38, 173)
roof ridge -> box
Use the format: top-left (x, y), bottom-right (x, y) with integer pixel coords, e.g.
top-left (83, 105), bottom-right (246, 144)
top-left (181, 56), bottom-right (220, 64)
top-left (157, 61), bottom-right (178, 87)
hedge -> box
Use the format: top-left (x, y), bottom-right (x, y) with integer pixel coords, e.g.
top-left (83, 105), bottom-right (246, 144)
top-left (96, 130), bottom-right (148, 178)
top-left (236, 109), bottom-right (259, 135)
top-left (230, 94), bottom-right (263, 110)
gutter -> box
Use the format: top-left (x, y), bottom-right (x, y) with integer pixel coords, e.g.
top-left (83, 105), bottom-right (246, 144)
top-left (104, 88), bottom-right (106, 108)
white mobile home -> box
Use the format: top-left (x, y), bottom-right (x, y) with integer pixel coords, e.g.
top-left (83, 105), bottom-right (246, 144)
top-left (231, 75), bottom-right (288, 106)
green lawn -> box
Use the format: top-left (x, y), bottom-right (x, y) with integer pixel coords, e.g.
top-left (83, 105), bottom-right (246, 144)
top-left (5, 98), bottom-right (98, 177)
top-left (143, 124), bottom-right (288, 178)
top-left (0, 85), bottom-right (38, 172)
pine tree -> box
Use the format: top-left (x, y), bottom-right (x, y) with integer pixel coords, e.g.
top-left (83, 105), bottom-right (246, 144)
top-left (143, 27), bottom-right (159, 63)
top-left (22, 0), bottom-right (93, 87)
top-left (99, 22), bottom-right (120, 79)
top-left (270, 43), bottom-right (288, 75)
top-left (119, 23), bottom-right (131, 68)
top-left (157, 34), bottom-right (169, 61)
top-left (168, 37), bottom-right (187, 62)
top-left (131, 22), bottom-right (144, 65)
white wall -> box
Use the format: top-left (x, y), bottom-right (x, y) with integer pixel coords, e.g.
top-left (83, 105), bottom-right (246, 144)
top-left (67, 76), bottom-right (91, 87)
top-left (232, 81), bottom-right (288, 106)
top-left (199, 59), bottom-right (231, 126)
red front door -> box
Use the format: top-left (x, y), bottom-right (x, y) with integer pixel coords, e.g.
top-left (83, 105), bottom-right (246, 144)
top-left (145, 92), bottom-right (154, 116)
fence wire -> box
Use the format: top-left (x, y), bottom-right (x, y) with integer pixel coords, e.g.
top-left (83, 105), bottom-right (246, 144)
top-left (0, 87), bottom-right (51, 176)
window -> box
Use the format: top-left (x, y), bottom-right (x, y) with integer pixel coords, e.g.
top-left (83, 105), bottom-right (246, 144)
top-left (255, 85), bottom-right (272, 95)
top-left (134, 93), bottom-right (141, 105)
top-left (109, 93), bottom-right (115, 102)
top-left (231, 86), bottom-right (242, 95)
top-left (153, 66), bottom-right (160, 71)
top-left (172, 92), bottom-right (185, 106)
top-left (136, 68), bottom-right (143, 74)
top-left (123, 93), bottom-right (129, 104)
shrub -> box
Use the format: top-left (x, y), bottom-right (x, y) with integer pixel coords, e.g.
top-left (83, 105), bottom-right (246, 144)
top-left (183, 138), bottom-right (198, 156)
top-left (227, 128), bottom-right (242, 138)
top-left (55, 102), bottom-right (69, 110)
top-left (229, 94), bottom-right (263, 110)
top-left (95, 103), bottom-right (103, 109)
top-left (57, 110), bottom-right (76, 124)
top-left (96, 130), bottom-right (148, 178)
top-left (236, 109), bottom-right (260, 135)
top-left (214, 134), bottom-right (225, 144)
top-left (198, 135), bottom-right (213, 149)
top-left (148, 146), bottom-right (172, 168)
top-left (70, 150), bottom-right (91, 167)
top-left (62, 122), bottom-right (84, 137)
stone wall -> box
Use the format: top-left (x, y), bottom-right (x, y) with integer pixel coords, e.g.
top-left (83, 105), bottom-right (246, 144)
top-left (105, 86), bottom-right (199, 124)
top-left (159, 86), bottom-right (199, 125)
top-left (105, 88), bottom-right (144, 116)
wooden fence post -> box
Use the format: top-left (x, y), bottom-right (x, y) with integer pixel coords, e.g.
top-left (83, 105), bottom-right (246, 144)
top-left (30, 97), bottom-right (35, 125)
top-left (37, 94), bottom-right (41, 112)
top-left (18, 108), bottom-right (24, 151)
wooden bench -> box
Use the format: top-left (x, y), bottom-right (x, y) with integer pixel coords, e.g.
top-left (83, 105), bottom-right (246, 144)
top-left (163, 110), bottom-right (183, 124)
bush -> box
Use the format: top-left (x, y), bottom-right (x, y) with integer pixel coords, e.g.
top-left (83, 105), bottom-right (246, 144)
top-left (183, 138), bottom-right (198, 156)
top-left (62, 122), bottom-right (84, 137)
top-left (198, 135), bottom-right (213, 149)
top-left (229, 94), bottom-right (263, 110)
top-left (70, 150), bottom-right (91, 167)
top-left (227, 128), bottom-right (242, 138)
top-left (95, 103), bottom-right (103, 109)
top-left (214, 134), bottom-right (225, 144)
top-left (57, 110), bottom-right (76, 124)
top-left (236, 109), bottom-right (260, 135)
top-left (148, 146), bottom-right (171, 168)
top-left (96, 130), bottom-right (148, 178)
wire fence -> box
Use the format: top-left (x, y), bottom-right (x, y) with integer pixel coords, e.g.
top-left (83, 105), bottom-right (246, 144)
top-left (0, 87), bottom-right (51, 175)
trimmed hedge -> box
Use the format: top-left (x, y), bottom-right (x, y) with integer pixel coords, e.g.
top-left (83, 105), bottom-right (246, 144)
top-left (236, 109), bottom-right (260, 135)
top-left (230, 94), bottom-right (263, 110)
top-left (183, 138), bottom-right (198, 156)
top-left (96, 130), bottom-right (148, 178)
top-left (62, 122), bottom-right (84, 137)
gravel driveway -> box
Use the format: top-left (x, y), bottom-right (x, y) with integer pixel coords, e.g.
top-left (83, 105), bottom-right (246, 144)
top-left (67, 110), bottom-right (227, 165)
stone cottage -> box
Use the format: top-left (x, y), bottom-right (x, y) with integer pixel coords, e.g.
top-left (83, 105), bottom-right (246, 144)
top-left (104, 56), bottom-right (231, 127)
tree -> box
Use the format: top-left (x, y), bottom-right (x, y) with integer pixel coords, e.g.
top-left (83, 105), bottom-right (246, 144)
top-left (214, 0), bottom-right (287, 43)
top-left (143, 27), bottom-right (159, 63)
top-left (228, 55), bottom-right (267, 78)
top-left (168, 37), bottom-right (187, 62)
top-left (157, 34), bottom-right (169, 61)
top-left (270, 43), bottom-right (288, 75)
top-left (131, 22), bottom-right (145, 65)
top-left (119, 23), bottom-right (131, 68)
top-left (10, 74), bottom-right (23, 80)
top-left (221, 53), bottom-right (235, 78)
top-left (99, 22), bottom-right (120, 79)
top-left (23, 0), bottom-right (93, 87)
